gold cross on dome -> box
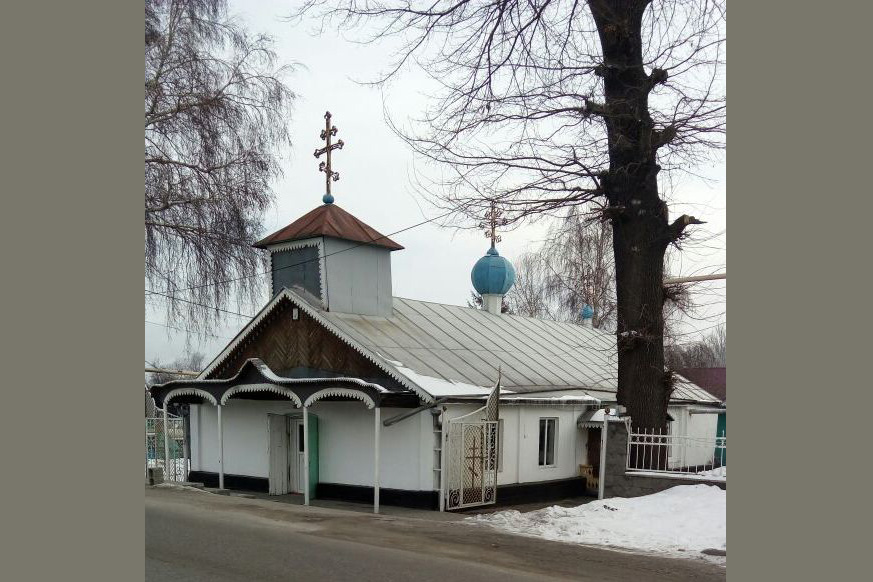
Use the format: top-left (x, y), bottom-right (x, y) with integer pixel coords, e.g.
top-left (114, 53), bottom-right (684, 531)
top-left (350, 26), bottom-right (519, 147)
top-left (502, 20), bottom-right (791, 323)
top-left (479, 201), bottom-right (508, 245)
top-left (313, 111), bottom-right (345, 203)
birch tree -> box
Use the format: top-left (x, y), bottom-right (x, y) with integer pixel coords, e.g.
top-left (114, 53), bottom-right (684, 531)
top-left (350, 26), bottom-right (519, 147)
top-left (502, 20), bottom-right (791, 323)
top-left (146, 0), bottom-right (294, 330)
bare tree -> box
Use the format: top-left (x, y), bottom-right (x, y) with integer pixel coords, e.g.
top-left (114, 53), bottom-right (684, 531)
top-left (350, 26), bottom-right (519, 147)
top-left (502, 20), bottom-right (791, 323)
top-left (298, 0), bottom-right (724, 431)
top-left (146, 351), bottom-right (206, 415)
top-left (505, 252), bottom-right (555, 319)
top-left (502, 205), bottom-right (615, 328)
top-left (146, 0), bottom-right (294, 330)
top-left (146, 351), bottom-right (206, 386)
top-left (541, 205), bottom-right (616, 330)
top-left (665, 324), bottom-right (725, 368)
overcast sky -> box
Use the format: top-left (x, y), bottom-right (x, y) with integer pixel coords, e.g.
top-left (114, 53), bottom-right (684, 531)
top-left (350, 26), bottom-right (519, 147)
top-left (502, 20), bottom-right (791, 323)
top-left (145, 0), bottom-right (726, 367)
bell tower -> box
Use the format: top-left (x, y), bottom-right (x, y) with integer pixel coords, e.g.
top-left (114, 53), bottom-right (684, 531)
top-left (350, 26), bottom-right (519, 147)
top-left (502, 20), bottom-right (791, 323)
top-left (252, 112), bottom-right (403, 316)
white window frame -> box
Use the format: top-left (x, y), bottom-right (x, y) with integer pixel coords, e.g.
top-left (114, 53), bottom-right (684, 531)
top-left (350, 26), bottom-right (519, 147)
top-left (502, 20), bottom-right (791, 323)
top-left (538, 417), bottom-right (558, 468)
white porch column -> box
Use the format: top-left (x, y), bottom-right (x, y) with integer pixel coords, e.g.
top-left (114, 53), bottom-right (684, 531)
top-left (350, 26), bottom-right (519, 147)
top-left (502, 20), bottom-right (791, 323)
top-left (374, 407), bottom-right (381, 514)
top-left (162, 406), bottom-right (171, 480)
top-left (303, 406), bottom-right (310, 506)
top-left (217, 404), bottom-right (225, 490)
top-left (182, 414), bottom-right (190, 482)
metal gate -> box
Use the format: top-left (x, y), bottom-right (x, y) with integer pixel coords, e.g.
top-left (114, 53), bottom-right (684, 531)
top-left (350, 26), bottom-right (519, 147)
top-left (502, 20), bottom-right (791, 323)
top-left (146, 412), bottom-right (188, 482)
top-left (445, 419), bottom-right (498, 510)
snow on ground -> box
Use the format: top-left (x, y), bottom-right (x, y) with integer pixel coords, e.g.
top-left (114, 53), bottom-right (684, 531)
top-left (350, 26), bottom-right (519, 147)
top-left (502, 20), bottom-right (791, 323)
top-left (470, 484), bottom-right (725, 562)
top-left (698, 465), bottom-right (726, 478)
top-left (154, 482), bottom-right (211, 494)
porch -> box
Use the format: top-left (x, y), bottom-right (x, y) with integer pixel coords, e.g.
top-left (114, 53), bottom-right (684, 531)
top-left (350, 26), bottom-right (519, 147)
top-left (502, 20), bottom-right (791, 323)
top-left (148, 358), bottom-right (422, 513)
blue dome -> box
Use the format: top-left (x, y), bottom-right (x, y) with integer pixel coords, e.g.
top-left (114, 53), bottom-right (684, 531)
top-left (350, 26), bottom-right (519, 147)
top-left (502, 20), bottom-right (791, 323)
top-left (471, 246), bottom-right (516, 295)
top-left (580, 304), bottom-right (595, 319)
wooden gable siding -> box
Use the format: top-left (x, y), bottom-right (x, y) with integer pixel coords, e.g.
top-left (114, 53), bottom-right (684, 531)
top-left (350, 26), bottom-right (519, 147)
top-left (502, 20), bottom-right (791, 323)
top-left (209, 299), bottom-right (385, 380)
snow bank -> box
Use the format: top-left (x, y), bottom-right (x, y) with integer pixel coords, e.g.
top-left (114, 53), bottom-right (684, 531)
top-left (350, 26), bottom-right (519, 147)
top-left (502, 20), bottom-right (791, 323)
top-left (698, 465), bottom-right (726, 478)
top-left (470, 484), bottom-right (725, 561)
top-left (154, 482), bottom-right (211, 494)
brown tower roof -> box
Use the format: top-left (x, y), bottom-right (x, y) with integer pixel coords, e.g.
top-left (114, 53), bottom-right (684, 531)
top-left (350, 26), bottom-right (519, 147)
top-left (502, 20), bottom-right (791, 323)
top-left (253, 203), bottom-right (404, 250)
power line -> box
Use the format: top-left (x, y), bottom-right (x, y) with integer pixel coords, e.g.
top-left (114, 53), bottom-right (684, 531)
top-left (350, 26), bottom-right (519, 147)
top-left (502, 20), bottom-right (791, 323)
top-left (146, 290), bottom-right (255, 319)
top-left (147, 203), bottom-right (473, 299)
top-left (144, 319), bottom-right (235, 340)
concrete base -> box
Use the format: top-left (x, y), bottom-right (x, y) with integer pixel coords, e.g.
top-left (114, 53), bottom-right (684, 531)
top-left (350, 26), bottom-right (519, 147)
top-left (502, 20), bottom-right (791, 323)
top-left (147, 467), bottom-right (164, 485)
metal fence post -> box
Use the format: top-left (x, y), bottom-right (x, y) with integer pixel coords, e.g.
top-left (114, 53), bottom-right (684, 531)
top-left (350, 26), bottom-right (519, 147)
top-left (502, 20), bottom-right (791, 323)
top-left (162, 406), bottom-right (171, 480)
top-left (598, 410), bottom-right (608, 500)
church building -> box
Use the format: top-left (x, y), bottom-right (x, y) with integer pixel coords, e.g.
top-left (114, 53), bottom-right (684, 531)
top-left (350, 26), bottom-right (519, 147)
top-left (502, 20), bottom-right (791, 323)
top-left (149, 113), bottom-right (722, 512)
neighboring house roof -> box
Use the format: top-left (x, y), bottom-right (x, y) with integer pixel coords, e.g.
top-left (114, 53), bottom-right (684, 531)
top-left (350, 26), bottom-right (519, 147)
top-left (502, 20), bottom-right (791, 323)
top-left (199, 289), bottom-right (721, 405)
top-left (253, 203), bottom-right (404, 250)
top-left (676, 367), bottom-right (726, 403)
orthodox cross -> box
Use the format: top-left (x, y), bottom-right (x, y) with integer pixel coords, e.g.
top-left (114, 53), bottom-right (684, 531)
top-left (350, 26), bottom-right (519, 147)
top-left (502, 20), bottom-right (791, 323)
top-left (465, 432), bottom-right (483, 485)
top-left (313, 111), bottom-right (345, 204)
top-left (479, 201), bottom-right (508, 246)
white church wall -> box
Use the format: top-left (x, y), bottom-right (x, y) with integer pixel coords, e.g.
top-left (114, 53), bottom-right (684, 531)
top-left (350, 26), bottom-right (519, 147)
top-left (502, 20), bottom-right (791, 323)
top-left (189, 400), bottom-right (429, 490)
top-left (312, 401), bottom-right (425, 490)
top-left (441, 403), bottom-right (588, 487)
top-left (667, 405), bottom-right (719, 468)
top-left (322, 237), bottom-right (393, 316)
top-left (516, 406), bottom-right (583, 483)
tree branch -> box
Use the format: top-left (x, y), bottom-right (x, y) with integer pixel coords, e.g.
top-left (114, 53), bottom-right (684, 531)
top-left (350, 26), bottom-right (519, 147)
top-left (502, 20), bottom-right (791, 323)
top-left (668, 214), bottom-right (705, 241)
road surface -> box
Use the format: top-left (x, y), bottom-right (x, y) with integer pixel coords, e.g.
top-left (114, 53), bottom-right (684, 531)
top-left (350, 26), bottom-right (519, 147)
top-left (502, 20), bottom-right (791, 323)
top-left (145, 487), bottom-right (725, 581)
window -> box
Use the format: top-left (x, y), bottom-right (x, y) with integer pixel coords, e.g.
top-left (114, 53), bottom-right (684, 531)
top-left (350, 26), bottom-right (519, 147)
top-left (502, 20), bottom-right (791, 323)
top-left (538, 418), bottom-right (557, 467)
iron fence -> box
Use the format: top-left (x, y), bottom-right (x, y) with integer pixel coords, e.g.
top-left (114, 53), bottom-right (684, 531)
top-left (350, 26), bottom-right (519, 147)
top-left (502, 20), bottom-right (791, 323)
top-left (626, 428), bottom-right (726, 480)
top-left (146, 414), bottom-right (188, 482)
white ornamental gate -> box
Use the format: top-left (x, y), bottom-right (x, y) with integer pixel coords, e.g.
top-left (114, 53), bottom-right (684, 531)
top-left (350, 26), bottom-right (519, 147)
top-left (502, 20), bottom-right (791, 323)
top-left (145, 413), bottom-right (188, 482)
top-left (444, 419), bottom-right (498, 510)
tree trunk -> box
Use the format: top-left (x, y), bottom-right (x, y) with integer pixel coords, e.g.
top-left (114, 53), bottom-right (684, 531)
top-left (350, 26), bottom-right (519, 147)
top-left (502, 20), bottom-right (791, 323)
top-left (591, 0), bottom-right (672, 434)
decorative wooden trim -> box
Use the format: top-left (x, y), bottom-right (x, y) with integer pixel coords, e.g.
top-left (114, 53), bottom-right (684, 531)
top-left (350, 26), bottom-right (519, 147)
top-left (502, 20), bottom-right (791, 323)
top-left (265, 237), bottom-right (327, 302)
top-left (198, 294), bottom-right (294, 379)
top-left (220, 383), bottom-right (303, 407)
top-left (163, 388), bottom-right (218, 406)
top-left (305, 388), bottom-right (376, 409)
top-left (265, 236), bottom-right (322, 254)
top-left (286, 291), bottom-right (433, 403)
top-left (198, 288), bottom-right (433, 402)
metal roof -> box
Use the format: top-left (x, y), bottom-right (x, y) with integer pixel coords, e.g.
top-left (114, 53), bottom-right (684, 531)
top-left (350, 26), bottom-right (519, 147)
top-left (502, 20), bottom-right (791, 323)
top-left (319, 297), bottom-right (721, 404)
top-left (253, 203), bottom-right (404, 250)
top-left (198, 289), bottom-right (721, 405)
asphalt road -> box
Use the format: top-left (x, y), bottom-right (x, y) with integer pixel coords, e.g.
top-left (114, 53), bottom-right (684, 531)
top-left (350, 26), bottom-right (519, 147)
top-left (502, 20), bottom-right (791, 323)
top-left (146, 487), bottom-right (725, 582)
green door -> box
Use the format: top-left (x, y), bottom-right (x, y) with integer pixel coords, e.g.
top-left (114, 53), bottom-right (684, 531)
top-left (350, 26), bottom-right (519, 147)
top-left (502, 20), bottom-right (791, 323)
top-left (715, 412), bottom-right (726, 465)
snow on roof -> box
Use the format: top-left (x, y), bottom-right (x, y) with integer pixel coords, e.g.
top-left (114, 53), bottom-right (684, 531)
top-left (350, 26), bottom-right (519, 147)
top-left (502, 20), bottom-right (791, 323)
top-left (386, 362), bottom-right (503, 396)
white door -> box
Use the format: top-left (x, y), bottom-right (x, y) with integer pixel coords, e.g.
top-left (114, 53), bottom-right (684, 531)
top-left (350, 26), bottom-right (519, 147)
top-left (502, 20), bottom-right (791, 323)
top-left (268, 414), bottom-right (290, 495)
top-left (289, 418), bottom-right (306, 494)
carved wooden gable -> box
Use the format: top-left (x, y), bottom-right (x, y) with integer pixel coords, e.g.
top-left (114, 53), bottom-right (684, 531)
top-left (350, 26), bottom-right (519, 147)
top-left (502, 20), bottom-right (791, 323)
top-left (208, 298), bottom-right (385, 380)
